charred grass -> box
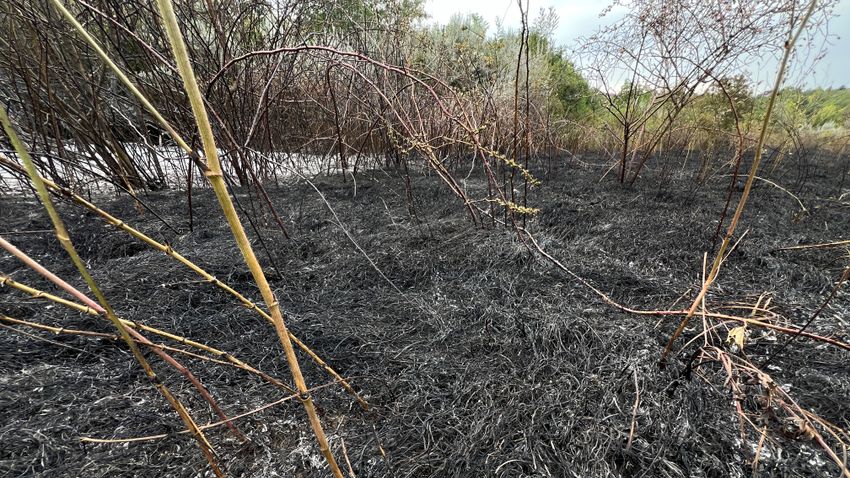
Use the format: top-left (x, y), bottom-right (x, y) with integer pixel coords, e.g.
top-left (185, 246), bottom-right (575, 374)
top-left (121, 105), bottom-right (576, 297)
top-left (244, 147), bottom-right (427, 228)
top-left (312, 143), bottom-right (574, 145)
top-left (1, 155), bottom-right (848, 477)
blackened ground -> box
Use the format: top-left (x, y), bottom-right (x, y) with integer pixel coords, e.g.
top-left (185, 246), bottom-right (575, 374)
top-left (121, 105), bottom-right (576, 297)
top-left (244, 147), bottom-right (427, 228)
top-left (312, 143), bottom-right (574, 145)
top-left (1, 152), bottom-right (848, 477)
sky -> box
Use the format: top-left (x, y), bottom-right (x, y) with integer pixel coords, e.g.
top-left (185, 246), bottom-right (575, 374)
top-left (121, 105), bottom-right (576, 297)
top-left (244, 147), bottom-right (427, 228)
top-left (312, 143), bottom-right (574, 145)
top-left (422, 0), bottom-right (850, 90)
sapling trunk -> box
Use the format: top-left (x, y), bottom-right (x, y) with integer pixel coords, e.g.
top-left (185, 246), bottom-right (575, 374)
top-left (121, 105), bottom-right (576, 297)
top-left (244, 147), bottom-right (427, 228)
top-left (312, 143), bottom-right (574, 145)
top-left (0, 235), bottom-right (95, 306)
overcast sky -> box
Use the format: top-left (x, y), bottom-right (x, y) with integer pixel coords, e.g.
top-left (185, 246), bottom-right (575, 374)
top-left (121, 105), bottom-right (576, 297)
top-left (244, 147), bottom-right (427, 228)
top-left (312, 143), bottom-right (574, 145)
top-left (422, 0), bottom-right (850, 90)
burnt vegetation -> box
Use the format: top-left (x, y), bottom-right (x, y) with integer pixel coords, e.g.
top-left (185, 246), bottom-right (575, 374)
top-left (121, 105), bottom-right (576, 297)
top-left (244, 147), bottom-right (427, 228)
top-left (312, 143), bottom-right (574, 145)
top-left (0, 0), bottom-right (848, 476)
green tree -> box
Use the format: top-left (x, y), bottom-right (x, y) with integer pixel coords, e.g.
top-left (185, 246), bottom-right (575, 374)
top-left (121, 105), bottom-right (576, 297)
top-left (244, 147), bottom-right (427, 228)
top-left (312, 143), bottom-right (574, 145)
top-left (546, 48), bottom-right (592, 121)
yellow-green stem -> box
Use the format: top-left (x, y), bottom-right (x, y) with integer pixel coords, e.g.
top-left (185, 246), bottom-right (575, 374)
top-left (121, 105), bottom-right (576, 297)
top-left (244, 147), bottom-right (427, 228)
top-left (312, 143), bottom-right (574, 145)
top-left (662, 0), bottom-right (820, 360)
top-left (153, 2), bottom-right (343, 474)
top-left (47, 0), bottom-right (192, 153)
top-left (29, 0), bottom-right (367, 411)
top-left (0, 274), bottom-right (296, 393)
top-left (0, 154), bottom-right (368, 410)
top-left (40, 2), bottom-right (364, 411)
top-left (0, 105), bottom-right (223, 477)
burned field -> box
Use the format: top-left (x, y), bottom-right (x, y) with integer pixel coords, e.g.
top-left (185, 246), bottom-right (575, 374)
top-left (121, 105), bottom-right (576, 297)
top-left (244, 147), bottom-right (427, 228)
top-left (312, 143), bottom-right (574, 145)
top-left (1, 156), bottom-right (849, 477)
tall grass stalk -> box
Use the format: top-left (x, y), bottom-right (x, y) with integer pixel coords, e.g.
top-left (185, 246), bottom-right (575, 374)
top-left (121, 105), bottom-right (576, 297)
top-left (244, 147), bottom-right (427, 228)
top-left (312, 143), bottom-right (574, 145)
top-left (662, 0), bottom-right (820, 360)
top-left (47, 0), bottom-right (193, 154)
top-left (0, 105), bottom-right (224, 476)
top-left (0, 235), bottom-right (245, 440)
top-left (153, 0), bottom-right (343, 474)
top-left (0, 105), bottom-right (224, 477)
top-left (0, 273), bottom-right (299, 394)
top-left (45, 0), bottom-right (365, 415)
top-left (0, 155), bottom-right (368, 410)
top-left (0, 314), bottom-right (273, 386)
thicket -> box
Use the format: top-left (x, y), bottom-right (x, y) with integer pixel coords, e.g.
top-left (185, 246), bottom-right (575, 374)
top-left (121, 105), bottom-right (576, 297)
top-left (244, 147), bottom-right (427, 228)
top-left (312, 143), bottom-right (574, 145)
top-left (1, 1), bottom-right (847, 194)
